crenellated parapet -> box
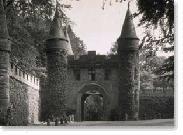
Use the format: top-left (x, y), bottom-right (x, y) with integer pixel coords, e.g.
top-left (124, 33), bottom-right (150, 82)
top-left (9, 63), bottom-right (40, 90)
top-left (67, 51), bottom-right (119, 69)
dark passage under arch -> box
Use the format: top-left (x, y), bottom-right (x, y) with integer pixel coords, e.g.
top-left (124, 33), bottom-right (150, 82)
top-left (76, 83), bottom-right (110, 121)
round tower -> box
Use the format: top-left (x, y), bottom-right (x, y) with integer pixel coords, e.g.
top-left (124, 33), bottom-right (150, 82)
top-left (0, 1), bottom-right (11, 125)
top-left (45, 6), bottom-right (69, 119)
top-left (117, 4), bottom-right (140, 120)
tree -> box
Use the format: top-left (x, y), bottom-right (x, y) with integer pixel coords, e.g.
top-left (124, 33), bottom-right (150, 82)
top-left (2, 0), bottom-right (86, 73)
top-left (136, 0), bottom-right (174, 80)
top-left (108, 41), bottom-right (118, 55)
top-left (67, 25), bottom-right (86, 57)
top-left (140, 56), bottom-right (167, 91)
top-left (109, 0), bottom-right (174, 80)
top-left (84, 95), bottom-right (104, 121)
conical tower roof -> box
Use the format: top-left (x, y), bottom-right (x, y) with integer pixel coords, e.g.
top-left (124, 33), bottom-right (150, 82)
top-left (119, 4), bottom-right (138, 39)
top-left (0, 3), bottom-right (9, 39)
top-left (48, 5), bottom-right (67, 41)
top-left (117, 3), bottom-right (139, 51)
top-left (64, 26), bottom-right (74, 55)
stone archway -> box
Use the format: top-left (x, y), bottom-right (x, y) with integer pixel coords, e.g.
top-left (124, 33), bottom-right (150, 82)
top-left (76, 83), bottom-right (110, 121)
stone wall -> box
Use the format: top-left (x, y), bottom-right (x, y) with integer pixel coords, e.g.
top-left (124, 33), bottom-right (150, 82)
top-left (40, 64), bottom-right (174, 121)
top-left (9, 78), bottom-right (29, 125)
top-left (27, 84), bottom-right (39, 124)
top-left (9, 64), bottom-right (40, 125)
top-left (64, 67), bottom-right (119, 120)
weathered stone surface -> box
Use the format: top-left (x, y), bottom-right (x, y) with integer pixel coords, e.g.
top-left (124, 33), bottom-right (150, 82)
top-left (46, 48), bottom-right (68, 118)
top-left (117, 51), bottom-right (139, 120)
top-left (0, 1), bottom-right (9, 39)
top-left (9, 78), bottom-right (39, 125)
top-left (0, 0), bottom-right (11, 125)
top-left (0, 0), bottom-right (174, 126)
top-left (119, 8), bottom-right (138, 39)
top-left (27, 83), bottom-right (39, 124)
top-left (45, 6), bottom-right (72, 120)
top-left (9, 78), bottom-right (29, 125)
top-left (65, 68), bottom-right (119, 121)
top-left (117, 6), bottom-right (140, 120)
top-left (39, 76), bottom-right (47, 121)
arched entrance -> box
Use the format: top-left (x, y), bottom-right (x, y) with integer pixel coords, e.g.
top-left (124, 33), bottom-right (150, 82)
top-left (76, 83), bottom-right (110, 121)
top-left (81, 92), bottom-right (104, 121)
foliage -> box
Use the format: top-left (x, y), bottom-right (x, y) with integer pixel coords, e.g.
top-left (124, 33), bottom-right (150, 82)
top-left (2, 0), bottom-right (86, 74)
top-left (109, 0), bottom-right (174, 83)
top-left (108, 41), bottom-right (118, 55)
top-left (3, 0), bottom-right (53, 73)
top-left (139, 97), bottom-right (174, 119)
top-left (139, 47), bottom-right (173, 90)
top-left (84, 95), bottom-right (104, 121)
top-left (136, 0), bottom-right (174, 80)
top-left (67, 25), bottom-right (86, 57)
top-left (136, 0), bottom-right (174, 33)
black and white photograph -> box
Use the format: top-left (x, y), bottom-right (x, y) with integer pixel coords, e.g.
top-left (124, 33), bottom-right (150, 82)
top-left (0, 0), bottom-right (175, 129)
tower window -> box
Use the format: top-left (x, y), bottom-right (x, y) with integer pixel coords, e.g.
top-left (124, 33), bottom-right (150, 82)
top-left (11, 63), bottom-right (14, 69)
top-left (19, 70), bottom-right (22, 76)
top-left (15, 66), bottom-right (18, 75)
top-left (134, 68), bottom-right (138, 80)
top-left (88, 68), bottom-right (96, 81)
top-left (74, 69), bottom-right (80, 81)
top-left (104, 69), bottom-right (111, 80)
top-left (23, 72), bottom-right (25, 79)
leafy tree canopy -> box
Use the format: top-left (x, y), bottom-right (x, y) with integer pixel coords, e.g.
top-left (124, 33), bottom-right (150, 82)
top-left (2, 0), bottom-right (86, 74)
top-left (109, 0), bottom-right (174, 81)
top-left (136, 0), bottom-right (174, 80)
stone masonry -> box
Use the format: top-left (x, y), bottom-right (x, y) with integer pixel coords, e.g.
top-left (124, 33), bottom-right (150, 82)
top-left (45, 7), bottom-right (69, 119)
top-left (0, 0), bottom-right (11, 124)
top-left (117, 7), bottom-right (140, 120)
top-left (9, 64), bottom-right (40, 125)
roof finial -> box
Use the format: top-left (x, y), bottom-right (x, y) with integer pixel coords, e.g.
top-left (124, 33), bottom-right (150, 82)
top-left (55, 0), bottom-right (64, 18)
top-left (128, 1), bottom-right (130, 10)
top-left (55, 0), bottom-right (59, 17)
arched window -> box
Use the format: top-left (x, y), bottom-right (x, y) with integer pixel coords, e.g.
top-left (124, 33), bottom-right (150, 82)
top-left (104, 69), bottom-right (111, 80)
top-left (134, 68), bottom-right (138, 80)
top-left (88, 68), bottom-right (96, 81)
top-left (74, 69), bottom-right (80, 81)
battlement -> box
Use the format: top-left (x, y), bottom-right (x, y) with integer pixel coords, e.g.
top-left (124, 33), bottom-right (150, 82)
top-left (9, 63), bottom-right (40, 90)
top-left (68, 51), bottom-right (119, 68)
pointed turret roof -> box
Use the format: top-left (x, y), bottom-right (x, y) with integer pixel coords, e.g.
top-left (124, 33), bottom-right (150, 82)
top-left (119, 4), bottom-right (138, 39)
top-left (117, 3), bottom-right (139, 51)
top-left (0, 2), bottom-right (9, 39)
top-left (64, 25), bottom-right (74, 55)
top-left (48, 4), bottom-right (67, 41)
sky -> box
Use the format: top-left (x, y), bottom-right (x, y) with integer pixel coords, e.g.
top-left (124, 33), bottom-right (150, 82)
top-left (63, 0), bottom-right (143, 55)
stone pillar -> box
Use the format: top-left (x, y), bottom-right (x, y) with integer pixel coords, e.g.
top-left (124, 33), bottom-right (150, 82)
top-left (0, 0), bottom-right (11, 125)
top-left (117, 6), bottom-right (140, 120)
